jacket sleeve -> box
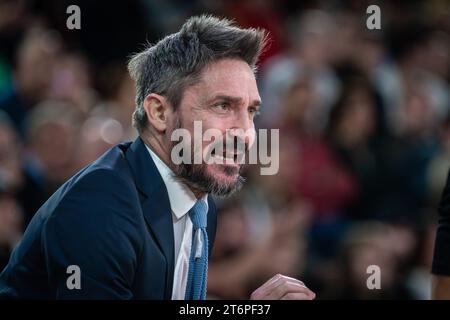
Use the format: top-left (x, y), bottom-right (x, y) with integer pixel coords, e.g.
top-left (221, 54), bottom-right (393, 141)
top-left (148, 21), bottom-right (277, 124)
top-left (432, 169), bottom-right (450, 276)
top-left (41, 169), bottom-right (144, 299)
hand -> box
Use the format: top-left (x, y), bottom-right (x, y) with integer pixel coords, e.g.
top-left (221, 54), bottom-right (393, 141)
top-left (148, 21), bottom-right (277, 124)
top-left (250, 274), bottom-right (315, 300)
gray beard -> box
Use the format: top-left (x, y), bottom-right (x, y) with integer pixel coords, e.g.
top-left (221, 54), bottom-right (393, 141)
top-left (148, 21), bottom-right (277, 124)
top-left (170, 115), bottom-right (245, 197)
top-left (175, 161), bottom-right (245, 197)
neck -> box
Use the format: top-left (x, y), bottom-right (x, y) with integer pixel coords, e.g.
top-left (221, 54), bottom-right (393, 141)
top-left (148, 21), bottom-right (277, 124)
top-left (140, 130), bottom-right (173, 169)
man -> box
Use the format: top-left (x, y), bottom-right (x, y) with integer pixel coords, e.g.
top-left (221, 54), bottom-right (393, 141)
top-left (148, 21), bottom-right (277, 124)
top-left (0, 15), bottom-right (315, 300)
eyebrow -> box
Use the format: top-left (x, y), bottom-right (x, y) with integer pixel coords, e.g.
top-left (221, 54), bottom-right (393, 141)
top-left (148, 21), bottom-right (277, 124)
top-left (211, 95), bottom-right (261, 108)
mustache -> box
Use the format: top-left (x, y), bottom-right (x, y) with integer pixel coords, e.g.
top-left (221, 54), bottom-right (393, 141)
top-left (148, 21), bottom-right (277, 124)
top-left (205, 135), bottom-right (249, 157)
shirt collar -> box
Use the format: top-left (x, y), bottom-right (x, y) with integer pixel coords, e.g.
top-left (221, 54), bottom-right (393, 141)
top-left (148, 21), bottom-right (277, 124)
top-left (145, 144), bottom-right (209, 220)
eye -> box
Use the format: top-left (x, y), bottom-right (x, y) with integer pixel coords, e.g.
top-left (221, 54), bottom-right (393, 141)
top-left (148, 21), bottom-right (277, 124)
top-left (214, 102), bottom-right (231, 112)
top-left (249, 107), bottom-right (261, 117)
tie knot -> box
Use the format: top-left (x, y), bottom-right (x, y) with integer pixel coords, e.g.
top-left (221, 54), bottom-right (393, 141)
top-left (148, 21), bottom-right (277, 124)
top-left (189, 200), bottom-right (207, 229)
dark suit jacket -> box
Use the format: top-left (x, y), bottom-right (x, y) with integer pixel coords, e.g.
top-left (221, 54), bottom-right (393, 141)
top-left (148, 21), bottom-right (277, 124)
top-left (0, 137), bottom-right (217, 299)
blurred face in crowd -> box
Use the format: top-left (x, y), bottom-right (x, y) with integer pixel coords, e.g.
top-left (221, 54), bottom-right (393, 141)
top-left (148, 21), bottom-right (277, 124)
top-left (260, 136), bottom-right (300, 199)
top-left (16, 29), bottom-right (61, 102)
top-left (0, 123), bottom-right (19, 163)
top-left (344, 224), bottom-right (417, 297)
top-left (31, 121), bottom-right (78, 183)
top-left (76, 116), bottom-right (124, 169)
top-left (0, 195), bottom-right (22, 248)
top-left (282, 78), bottom-right (315, 128)
top-left (399, 92), bottom-right (435, 137)
top-left (146, 58), bottom-right (260, 196)
top-left (214, 205), bottom-right (249, 258)
top-left (335, 88), bottom-right (376, 147)
top-left (348, 241), bottom-right (396, 294)
top-left (48, 54), bottom-right (92, 111)
top-left (0, 121), bottom-right (22, 191)
top-left (294, 11), bottom-right (333, 67)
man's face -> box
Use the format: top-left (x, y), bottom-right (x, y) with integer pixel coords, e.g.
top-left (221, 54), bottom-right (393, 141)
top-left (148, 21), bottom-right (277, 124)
top-left (167, 58), bottom-right (261, 196)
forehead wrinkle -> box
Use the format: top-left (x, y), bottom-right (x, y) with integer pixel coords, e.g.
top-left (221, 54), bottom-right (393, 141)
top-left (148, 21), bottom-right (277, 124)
top-left (206, 94), bottom-right (261, 109)
top-left (183, 59), bottom-right (260, 108)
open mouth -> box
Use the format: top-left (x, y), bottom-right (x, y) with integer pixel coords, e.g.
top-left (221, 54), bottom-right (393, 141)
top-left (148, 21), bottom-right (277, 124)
top-left (209, 148), bottom-right (242, 166)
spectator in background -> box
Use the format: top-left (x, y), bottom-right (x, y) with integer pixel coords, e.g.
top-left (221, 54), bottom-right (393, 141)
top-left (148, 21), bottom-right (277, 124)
top-left (404, 222), bottom-right (435, 300)
top-left (271, 76), bottom-right (357, 266)
top-left (0, 0), bottom-right (28, 96)
top-left (377, 25), bottom-right (449, 133)
top-left (208, 194), bottom-right (310, 299)
top-left (277, 76), bottom-right (357, 221)
top-left (382, 85), bottom-right (440, 223)
top-left (91, 63), bottom-right (137, 141)
top-left (0, 192), bottom-right (23, 272)
top-left (0, 26), bottom-right (62, 136)
top-left (259, 9), bottom-right (340, 130)
top-left (222, 0), bottom-right (285, 64)
top-left (24, 100), bottom-right (82, 200)
top-left (427, 114), bottom-right (450, 207)
top-left (47, 52), bottom-right (96, 115)
top-left (0, 111), bottom-right (45, 229)
top-left (75, 115), bottom-right (124, 170)
top-left (325, 75), bottom-right (386, 221)
top-left (0, 112), bottom-right (24, 197)
top-left (425, 31), bottom-right (449, 82)
top-left (326, 222), bottom-right (415, 299)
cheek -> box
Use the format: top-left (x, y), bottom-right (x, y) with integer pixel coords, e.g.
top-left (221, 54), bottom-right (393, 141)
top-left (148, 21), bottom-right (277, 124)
top-left (247, 127), bottom-right (256, 148)
top-left (200, 119), bottom-right (227, 145)
top-left (203, 117), bottom-right (228, 132)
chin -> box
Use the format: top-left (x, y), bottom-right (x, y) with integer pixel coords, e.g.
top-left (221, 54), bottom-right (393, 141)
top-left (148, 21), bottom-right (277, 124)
top-left (207, 163), bottom-right (241, 184)
top-left (176, 162), bottom-right (244, 197)
top-left (201, 163), bottom-right (244, 197)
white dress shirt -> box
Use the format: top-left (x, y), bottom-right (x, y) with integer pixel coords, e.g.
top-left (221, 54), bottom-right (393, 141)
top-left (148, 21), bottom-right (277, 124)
top-left (145, 145), bottom-right (209, 300)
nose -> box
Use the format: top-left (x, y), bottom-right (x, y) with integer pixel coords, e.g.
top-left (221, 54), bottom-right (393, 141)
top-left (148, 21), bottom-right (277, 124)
top-left (228, 109), bottom-right (256, 149)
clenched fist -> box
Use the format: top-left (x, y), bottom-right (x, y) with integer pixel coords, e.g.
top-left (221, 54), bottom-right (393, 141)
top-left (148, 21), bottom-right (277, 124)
top-left (250, 274), bottom-right (316, 300)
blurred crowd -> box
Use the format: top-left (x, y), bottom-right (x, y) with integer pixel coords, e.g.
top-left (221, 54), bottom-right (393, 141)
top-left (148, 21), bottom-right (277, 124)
top-left (0, 0), bottom-right (449, 299)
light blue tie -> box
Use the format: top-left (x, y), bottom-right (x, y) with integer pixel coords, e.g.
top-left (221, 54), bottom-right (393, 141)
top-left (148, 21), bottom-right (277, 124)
top-left (184, 200), bottom-right (209, 300)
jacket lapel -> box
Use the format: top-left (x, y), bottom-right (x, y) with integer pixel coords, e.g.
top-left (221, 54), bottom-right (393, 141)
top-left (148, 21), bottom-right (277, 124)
top-left (125, 137), bottom-right (175, 299)
top-left (124, 137), bottom-right (218, 297)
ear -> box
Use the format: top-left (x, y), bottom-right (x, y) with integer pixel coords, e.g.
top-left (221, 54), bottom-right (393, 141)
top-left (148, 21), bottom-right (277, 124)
top-left (143, 93), bottom-right (171, 133)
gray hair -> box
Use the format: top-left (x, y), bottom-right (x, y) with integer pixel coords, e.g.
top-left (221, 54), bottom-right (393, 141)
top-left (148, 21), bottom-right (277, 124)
top-left (127, 14), bottom-right (268, 133)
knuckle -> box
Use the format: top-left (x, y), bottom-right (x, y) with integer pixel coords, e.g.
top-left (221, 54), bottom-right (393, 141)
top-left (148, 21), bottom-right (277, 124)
top-left (283, 292), bottom-right (296, 300)
top-left (283, 293), bottom-right (293, 300)
top-left (251, 289), bottom-right (262, 300)
top-left (287, 280), bottom-right (304, 290)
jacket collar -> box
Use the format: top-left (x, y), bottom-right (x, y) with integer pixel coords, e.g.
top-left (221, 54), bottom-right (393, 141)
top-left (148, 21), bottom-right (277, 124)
top-left (124, 137), bottom-right (217, 298)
